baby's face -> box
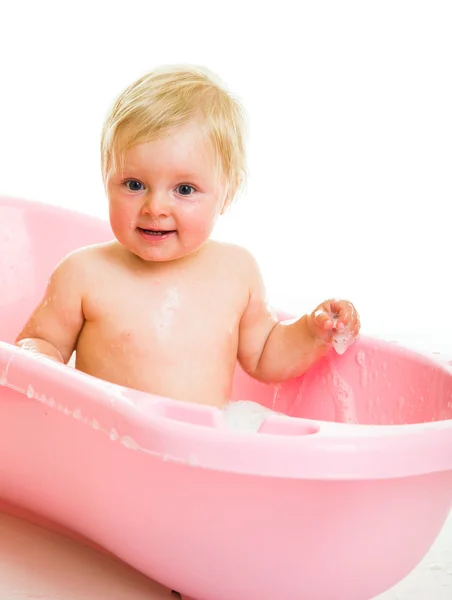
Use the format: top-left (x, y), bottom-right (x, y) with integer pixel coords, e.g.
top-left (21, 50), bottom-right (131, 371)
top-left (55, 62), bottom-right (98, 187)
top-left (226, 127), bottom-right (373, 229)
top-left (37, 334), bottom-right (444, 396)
top-left (106, 119), bottom-right (228, 263)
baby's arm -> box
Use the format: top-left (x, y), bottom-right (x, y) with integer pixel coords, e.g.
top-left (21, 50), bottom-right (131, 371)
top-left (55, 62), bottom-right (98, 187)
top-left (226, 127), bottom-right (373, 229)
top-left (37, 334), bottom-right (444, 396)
top-left (237, 252), bottom-right (331, 383)
top-left (15, 253), bottom-right (85, 363)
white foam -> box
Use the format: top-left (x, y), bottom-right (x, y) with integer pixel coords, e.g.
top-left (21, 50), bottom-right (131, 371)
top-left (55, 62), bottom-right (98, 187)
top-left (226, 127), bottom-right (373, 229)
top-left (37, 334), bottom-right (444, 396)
top-left (332, 320), bottom-right (356, 355)
top-left (222, 400), bottom-right (278, 433)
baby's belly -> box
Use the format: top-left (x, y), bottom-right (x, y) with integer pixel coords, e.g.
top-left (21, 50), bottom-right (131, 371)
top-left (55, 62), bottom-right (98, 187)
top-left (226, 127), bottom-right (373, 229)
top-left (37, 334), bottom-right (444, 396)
top-left (74, 335), bottom-right (236, 408)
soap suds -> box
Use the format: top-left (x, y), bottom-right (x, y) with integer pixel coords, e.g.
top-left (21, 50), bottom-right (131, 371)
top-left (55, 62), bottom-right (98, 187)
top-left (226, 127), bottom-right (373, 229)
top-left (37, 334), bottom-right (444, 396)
top-left (331, 317), bottom-right (357, 355)
top-left (222, 400), bottom-right (281, 433)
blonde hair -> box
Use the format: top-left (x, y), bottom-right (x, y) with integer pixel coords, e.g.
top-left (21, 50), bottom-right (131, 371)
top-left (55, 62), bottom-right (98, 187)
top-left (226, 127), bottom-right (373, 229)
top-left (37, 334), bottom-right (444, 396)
top-left (101, 65), bottom-right (246, 198)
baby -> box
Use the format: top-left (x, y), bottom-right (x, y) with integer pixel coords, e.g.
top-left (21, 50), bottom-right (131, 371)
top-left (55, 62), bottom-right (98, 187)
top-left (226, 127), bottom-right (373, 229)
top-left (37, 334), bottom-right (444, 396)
top-left (15, 65), bottom-right (360, 408)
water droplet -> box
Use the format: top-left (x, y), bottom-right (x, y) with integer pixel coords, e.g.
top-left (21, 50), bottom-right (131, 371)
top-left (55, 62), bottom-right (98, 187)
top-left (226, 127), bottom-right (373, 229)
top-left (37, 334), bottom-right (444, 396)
top-left (272, 385), bottom-right (282, 410)
top-left (187, 453), bottom-right (199, 466)
top-left (120, 435), bottom-right (140, 450)
top-left (356, 350), bottom-right (366, 366)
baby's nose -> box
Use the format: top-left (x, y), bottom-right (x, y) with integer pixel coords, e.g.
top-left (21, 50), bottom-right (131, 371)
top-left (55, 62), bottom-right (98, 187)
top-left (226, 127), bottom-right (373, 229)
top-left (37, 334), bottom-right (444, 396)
top-left (141, 191), bottom-right (171, 216)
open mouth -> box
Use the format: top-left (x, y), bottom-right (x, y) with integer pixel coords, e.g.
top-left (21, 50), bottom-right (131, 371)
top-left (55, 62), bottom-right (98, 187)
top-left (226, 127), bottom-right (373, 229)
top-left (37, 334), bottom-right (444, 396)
top-left (137, 227), bottom-right (176, 237)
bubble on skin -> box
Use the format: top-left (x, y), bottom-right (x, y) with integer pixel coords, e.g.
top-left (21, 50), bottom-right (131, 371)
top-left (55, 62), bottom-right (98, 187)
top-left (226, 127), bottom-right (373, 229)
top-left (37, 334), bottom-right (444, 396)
top-left (156, 286), bottom-right (180, 335)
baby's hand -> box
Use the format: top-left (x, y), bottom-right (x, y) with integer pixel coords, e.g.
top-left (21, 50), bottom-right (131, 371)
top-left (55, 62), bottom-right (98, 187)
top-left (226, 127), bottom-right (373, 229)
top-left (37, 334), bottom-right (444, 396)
top-left (307, 299), bottom-right (360, 351)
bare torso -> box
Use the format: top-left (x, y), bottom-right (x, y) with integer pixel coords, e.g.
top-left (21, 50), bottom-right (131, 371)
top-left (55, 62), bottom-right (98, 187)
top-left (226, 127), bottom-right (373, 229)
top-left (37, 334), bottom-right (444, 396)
top-left (75, 241), bottom-right (249, 407)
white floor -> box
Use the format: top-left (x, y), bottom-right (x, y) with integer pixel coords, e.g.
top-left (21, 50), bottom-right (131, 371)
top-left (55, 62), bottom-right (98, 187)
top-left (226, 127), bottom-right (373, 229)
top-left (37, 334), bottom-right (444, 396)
top-left (377, 514), bottom-right (452, 599)
top-left (0, 513), bottom-right (171, 600)
top-left (0, 511), bottom-right (450, 599)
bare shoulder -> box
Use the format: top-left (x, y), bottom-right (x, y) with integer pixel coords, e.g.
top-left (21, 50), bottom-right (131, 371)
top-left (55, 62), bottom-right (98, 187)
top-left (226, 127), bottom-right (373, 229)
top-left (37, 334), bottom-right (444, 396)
top-left (206, 240), bottom-right (261, 278)
top-left (57, 241), bottom-right (123, 275)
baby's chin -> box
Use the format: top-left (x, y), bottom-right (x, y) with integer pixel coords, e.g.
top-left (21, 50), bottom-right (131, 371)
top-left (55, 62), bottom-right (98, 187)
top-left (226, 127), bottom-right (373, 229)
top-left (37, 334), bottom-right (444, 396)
top-left (124, 241), bottom-right (207, 264)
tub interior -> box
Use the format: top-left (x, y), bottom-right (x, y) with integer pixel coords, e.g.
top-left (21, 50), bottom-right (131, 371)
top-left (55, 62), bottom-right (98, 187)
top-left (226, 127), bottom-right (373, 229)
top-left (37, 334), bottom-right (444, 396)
top-left (1, 196), bottom-right (452, 427)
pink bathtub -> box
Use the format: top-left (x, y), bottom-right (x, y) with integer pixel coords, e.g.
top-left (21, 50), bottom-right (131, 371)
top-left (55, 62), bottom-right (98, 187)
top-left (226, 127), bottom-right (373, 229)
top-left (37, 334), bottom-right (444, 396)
top-left (0, 195), bottom-right (451, 600)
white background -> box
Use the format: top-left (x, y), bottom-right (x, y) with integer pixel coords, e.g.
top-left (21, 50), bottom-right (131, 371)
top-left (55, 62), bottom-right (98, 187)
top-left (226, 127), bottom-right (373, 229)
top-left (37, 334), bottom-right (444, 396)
top-left (0, 1), bottom-right (451, 598)
top-left (1, 1), bottom-right (451, 344)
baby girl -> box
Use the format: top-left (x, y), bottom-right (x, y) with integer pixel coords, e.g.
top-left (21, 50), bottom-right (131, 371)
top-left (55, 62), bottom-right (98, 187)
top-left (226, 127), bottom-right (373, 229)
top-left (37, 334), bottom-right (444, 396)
top-left (16, 65), bottom-right (360, 409)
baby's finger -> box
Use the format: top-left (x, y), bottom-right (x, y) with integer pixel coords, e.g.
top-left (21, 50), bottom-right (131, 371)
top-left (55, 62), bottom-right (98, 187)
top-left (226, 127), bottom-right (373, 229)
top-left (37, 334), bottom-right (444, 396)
top-left (332, 301), bottom-right (355, 329)
top-left (339, 306), bottom-right (353, 328)
top-left (321, 299), bottom-right (339, 317)
top-left (313, 308), bottom-right (334, 330)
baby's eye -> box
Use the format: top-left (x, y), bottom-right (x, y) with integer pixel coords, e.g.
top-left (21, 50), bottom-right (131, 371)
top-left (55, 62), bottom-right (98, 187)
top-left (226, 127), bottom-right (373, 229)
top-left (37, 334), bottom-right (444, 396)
top-left (176, 184), bottom-right (196, 196)
top-left (124, 180), bottom-right (144, 192)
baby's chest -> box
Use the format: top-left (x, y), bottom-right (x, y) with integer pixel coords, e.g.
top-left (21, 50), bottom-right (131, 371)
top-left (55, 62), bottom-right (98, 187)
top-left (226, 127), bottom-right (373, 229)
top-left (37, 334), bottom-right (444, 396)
top-left (93, 280), bottom-right (241, 355)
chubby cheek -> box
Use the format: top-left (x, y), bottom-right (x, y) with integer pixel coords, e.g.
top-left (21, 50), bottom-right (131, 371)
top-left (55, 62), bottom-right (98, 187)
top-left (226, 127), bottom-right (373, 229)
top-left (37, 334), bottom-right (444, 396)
top-left (179, 202), bottom-right (221, 243)
top-left (108, 200), bottom-right (136, 238)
